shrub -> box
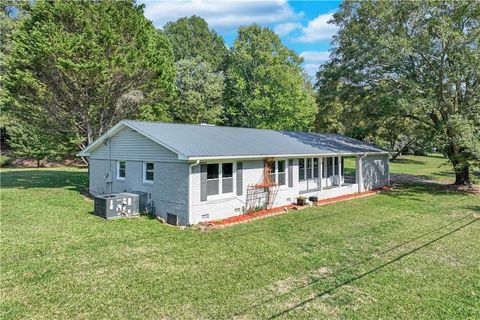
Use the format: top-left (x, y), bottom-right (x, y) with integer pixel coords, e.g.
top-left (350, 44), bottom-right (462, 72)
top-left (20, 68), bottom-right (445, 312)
top-left (0, 155), bottom-right (12, 167)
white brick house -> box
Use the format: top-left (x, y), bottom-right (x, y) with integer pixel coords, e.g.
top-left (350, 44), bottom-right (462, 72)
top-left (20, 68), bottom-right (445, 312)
top-left (79, 120), bottom-right (390, 225)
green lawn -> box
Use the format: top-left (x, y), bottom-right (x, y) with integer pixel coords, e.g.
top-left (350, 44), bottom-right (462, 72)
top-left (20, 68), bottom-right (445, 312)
top-left (1, 160), bottom-right (479, 319)
top-left (389, 154), bottom-right (457, 183)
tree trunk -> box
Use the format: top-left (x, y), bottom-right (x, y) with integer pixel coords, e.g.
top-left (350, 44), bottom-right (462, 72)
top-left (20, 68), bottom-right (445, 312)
top-left (37, 158), bottom-right (41, 167)
top-left (454, 163), bottom-right (470, 185)
top-left (446, 145), bottom-right (471, 185)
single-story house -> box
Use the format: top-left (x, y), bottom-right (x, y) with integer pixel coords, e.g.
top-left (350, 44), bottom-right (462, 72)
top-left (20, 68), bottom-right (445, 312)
top-left (79, 120), bottom-right (390, 225)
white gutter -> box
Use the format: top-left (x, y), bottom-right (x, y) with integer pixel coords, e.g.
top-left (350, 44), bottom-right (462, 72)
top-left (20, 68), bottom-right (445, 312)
top-left (188, 160), bottom-right (200, 225)
top-left (187, 151), bottom-right (388, 161)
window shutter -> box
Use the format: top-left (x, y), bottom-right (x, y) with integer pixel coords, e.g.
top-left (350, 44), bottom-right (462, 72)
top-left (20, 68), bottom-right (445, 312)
top-left (288, 159), bottom-right (293, 187)
top-left (200, 164), bottom-right (207, 201)
top-left (236, 162), bottom-right (243, 196)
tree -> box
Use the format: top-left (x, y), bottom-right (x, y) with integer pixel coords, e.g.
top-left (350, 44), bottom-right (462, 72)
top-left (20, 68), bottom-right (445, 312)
top-left (171, 58), bottom-right (224, 124)
top-left (224, 25), bottom-right (317, 131)
top-left (316, 0), bottom-right (480, 184)
top-left (163, 16), bottom-right (228, 71)
top-left (3, 0), bottom-right (175, 154)
top-left (7, 121), bottom-right (74, 167)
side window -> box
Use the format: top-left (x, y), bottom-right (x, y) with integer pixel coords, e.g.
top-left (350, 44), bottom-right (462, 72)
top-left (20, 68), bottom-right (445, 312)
top-left (222, 163), bottom-right (233, 193)
top-left (207, 164), bottom-right (219, 195)
top-left (306, 158), bottom-right (313, 179)
top-left (143, 162), bottom-right (154, 183)
top-left (117, 160), bottom-right (126, 179)
top-left (268, 161), bottom-right (276, 183)
top-left (277, 160), bottom-right (286, 186)
top-left (299, 158), bottom-right (305, 181)
top-left (313, 158), bottom-right (319, 178)
top-left (327, 158), bottom-right (333, 176)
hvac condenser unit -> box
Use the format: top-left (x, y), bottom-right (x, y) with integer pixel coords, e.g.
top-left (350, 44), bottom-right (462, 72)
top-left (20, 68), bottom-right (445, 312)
top-left (93, 192), bottom-right (146, 219)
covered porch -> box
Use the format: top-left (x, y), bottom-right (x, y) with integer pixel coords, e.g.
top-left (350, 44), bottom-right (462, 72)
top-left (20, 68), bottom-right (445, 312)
top-left (298, 155), bottom-right (360, 198)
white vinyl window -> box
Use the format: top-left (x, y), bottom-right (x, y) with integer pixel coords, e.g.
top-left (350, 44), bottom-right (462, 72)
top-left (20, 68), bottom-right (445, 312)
top-left (299, 157), bottom-right (321, 181)
top-left (277, 160), bottom-right (286, 186)
top-left (117, 160), bottom-right (126, 180)
top-left (268, 160), bottom-right (286, 186)
top-left (299, 158), bottom-right (305, 181)
top-left (143, 162), bottom-right (154, 183)
top-left (207, 162), bottom-right (234, 196)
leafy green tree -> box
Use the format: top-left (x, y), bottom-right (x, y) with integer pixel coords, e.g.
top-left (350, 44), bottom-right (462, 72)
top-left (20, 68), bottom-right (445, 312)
top-left (171, 58), bottom-right (224, 124)
top-left (224, 25), bottom-right (317, 131)
top-left (7, 121), bottom-right (75, 167)
top-left (163, 16), bottom-right (227, 71)
top-left (316, 0), bottom-right (480, 184)
top-left (3, 0), bottom-right (175, 153)
top-left (0, 1), bottom-right (25, 128)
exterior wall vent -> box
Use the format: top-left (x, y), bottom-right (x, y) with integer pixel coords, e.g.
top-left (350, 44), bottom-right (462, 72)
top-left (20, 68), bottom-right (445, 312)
top-left (167, 213), bottom-right (178, 225)
top-left (201, 214), bottom-right (209, 219)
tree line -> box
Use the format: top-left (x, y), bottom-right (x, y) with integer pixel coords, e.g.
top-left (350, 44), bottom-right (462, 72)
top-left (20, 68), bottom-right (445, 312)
top-left (1, 0), bottom-right (478, 185)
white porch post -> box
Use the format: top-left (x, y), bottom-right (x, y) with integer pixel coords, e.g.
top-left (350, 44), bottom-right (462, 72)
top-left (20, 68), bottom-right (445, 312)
top-left (338, 156), bottom-right (342, 187)
top-left (323, 158), bottom-right (327, 182)
top-left (319, 157), bottom-right (323, 191)
top-left (356, 155), bottom-right (363, 193)
top-left (332, 156), bottom-right (335, 186)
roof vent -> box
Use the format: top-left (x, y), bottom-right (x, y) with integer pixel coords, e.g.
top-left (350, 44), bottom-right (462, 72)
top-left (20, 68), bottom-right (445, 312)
top-left (200, 123), bottom-right (215, 126)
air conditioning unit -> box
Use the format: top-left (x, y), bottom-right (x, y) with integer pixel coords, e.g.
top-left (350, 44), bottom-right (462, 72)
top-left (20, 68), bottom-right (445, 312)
top-left (93, 192), bottom-right (146, 219)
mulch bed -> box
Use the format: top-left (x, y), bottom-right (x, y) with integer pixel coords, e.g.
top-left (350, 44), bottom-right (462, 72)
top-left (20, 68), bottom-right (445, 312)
top-left (204, 185), bottom-right (393, 228)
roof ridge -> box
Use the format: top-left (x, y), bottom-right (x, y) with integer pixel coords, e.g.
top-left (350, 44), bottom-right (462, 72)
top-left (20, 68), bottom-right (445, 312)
top-left (124, 119), bottom-right (317, 134)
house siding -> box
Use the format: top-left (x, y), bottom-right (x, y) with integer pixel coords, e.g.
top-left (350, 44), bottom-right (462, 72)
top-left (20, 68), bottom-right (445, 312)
top-left (88, 137), bottom-right (389, 225)
top-left (360, 154), bottom-right (389, 191)
top-left (189, 157), bottom-right (375, 224)
top-left (90, 126), bottom-right (178, 162)
top-left (89, 159), bottom-right (189, 225)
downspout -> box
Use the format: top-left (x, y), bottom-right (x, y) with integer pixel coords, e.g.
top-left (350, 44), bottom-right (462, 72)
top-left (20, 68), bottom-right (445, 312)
top-left (188, 160), bottom-right (200, 226)
top-left (108, 130), bottom-right (113, 193)
top-left (358, 153), bottom-right (367, 193)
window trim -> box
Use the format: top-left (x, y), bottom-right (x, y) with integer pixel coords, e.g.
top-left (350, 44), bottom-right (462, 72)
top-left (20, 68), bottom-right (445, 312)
top-left (116, 160), bottom-right (126, 180)
top-left (206, 161), bottom-right (236, 199)
top-left (275, 159), bottom-right (287, 187)
top-left (299, 157), bottom-right (321, 181)
top-left (299, 158), bottom-right (306, 181)
top-left (143, 161), bottom-right (154, 184)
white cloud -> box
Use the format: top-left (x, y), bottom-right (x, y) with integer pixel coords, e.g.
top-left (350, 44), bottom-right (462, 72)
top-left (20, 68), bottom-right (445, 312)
top-left (300, 51), bottom-right (330, 62)
top-left (303, 63), bottom-right (321, 79)
top-left (294, 13), bottom-right (338, 43)
top-left (141, 0), bottom-right (301, 31)
top-left (300, 51), bottom-right (330, 79)
top-left (273, 22), bottom-right (301, 36)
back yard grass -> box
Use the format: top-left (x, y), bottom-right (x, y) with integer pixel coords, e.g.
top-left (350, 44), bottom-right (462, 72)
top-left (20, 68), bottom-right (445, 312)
top-left (1, 156), bottom-right (479, 319)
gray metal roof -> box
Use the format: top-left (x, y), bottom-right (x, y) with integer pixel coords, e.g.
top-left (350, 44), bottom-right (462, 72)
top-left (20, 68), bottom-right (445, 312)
top-left (121, 120), bottom-right (387, 159)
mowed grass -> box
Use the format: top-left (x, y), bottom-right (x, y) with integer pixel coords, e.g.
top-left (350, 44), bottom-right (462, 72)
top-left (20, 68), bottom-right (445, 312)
top-left (389, 154), bottom-right (459, 183)
top-left (1, 162), bottom-right (479, 319)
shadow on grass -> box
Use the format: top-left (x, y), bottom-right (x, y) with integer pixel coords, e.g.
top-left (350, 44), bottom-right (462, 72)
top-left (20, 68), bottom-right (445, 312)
top-left (266, 215), bottom-right (480, 319)
top-left (232, 213), bottom-right (478, 318)
top-left (0, 170), bottom-right (87, 193)
top-left (382, 183), bottom-right (471, 202)
top-left (390, 158), bottom-right (426, 165)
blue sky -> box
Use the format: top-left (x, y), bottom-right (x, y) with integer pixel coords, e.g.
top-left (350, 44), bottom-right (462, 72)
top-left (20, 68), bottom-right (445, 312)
top-left (140, 0), bottom-right (342, 78)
